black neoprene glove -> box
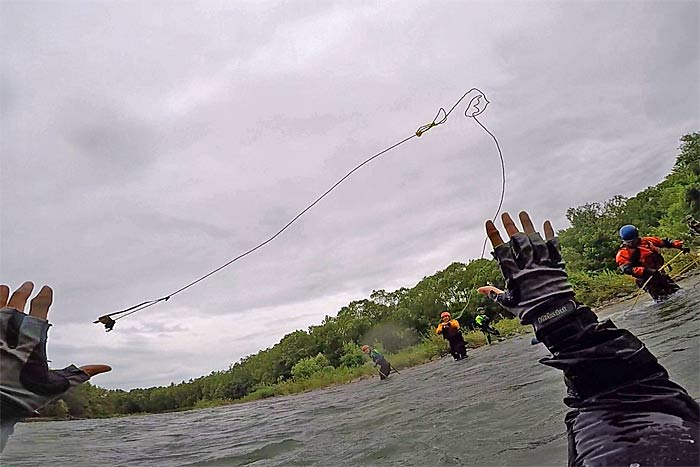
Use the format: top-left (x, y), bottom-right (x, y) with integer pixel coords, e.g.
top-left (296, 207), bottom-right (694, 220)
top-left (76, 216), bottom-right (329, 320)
top-left (491, 232), bottom-right (576, 331)
top-left (643, 268), bottom-right (658, 278)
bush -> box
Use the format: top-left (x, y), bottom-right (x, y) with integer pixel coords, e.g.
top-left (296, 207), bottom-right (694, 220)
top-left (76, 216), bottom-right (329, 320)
top-left (384, 334), bottom-right (450, 368)
top-left (420, 332), bottom-right (450, 358)
top-left (494, 318), bottom-right (529, 337)
top-left (291, 353), bottom-right (333, 380)
top-left (339, 342), bottom-right (366, 368)
top-left (568, 269), bottom-right (637, 305)
top-left (248, 384), bottom-right (278, 400)
top-left (463, 329), bottom-right (487, 347)
top-left (193, 398), bottom-right (230, 409)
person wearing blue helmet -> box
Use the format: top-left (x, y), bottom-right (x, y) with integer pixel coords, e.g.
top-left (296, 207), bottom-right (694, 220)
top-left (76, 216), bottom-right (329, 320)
top-left (615, 224), bottom-right (689, 300)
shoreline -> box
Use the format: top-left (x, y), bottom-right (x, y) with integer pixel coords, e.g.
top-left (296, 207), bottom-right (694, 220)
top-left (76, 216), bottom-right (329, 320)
top-left (26, 270), bottom-right (700, 423)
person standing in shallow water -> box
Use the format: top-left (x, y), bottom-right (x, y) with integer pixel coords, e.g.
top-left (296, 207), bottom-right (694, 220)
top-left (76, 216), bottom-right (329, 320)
top-left (478, 211), bottom-right (699, 467)
top-left (436, 311), bottom-right (467, 360)
top-left (361, 345), bottom-right (392, 380)
top-left (474, 308), bottom-right (500, 344)
top-left (615, 224), bottom-right (688, 300)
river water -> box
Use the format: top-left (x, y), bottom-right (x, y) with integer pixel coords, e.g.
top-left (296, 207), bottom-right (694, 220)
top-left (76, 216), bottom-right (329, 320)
top-left (3, 279), bottom-right (699, 466)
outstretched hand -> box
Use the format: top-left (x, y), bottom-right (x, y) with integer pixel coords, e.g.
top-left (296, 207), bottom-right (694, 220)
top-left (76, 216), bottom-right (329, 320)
top-left (476, 212), bottom-right (575, 329)
top-left (0, 282), bottom-right (111, 378)
top-left (1, 281), bottom-right (111, 440)
top-left (477, 285), bottom-right (504, 296)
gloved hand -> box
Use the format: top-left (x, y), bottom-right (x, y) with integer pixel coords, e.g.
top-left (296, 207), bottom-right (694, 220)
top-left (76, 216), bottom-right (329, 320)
top-left (483, 212), bottom-right (575, 331)
top-left (1, 282), bottom-right (110, 451)
top-left (643, 268), bottom-right (659, 278)
top-left (681, 246), bottom-right (691, 254)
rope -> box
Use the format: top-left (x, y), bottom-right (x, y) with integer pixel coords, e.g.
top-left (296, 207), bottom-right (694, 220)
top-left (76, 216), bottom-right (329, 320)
top-left (668, 253), bottom-right (700, 280)
top-left (95, 88), bottom-right (501, 330)
top-left (452, 113), bottom-right (506, 321)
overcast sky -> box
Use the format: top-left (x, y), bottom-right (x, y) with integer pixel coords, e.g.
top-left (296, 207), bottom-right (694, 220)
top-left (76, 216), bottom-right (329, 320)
top-left (1, 1), bottom-right (698, 389)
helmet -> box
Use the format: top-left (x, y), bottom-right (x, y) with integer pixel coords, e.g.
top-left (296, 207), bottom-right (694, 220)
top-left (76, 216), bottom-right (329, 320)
top-left (619, 225), bottom-right (639, 241)
top-left (361, 345), bottom-right (370, 352)
top-left (476, 307), bottom-right (485, 313)
top-left (440, 311), bottom-right (451, 320)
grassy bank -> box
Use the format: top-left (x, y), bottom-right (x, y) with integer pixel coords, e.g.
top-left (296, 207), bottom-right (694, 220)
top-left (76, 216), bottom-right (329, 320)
top-left (216, 260), bottom-right (700, 407)
top-left (221, 318), bottom-right (530, 405)
top-left (220, 261), bottom-right (700, 408)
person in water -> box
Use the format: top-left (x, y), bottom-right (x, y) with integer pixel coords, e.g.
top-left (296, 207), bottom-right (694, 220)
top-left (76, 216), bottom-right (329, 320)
top-left (478, 211), bottom-right (699, 467)
top-left (361, 345), bottom-right (392, 380)
top-left (474, 308), bottom-right (500, 344)
top-left (615, 224), bottom-right (688, 300)
top-left (436, 311), bottom-right (467, 360)
top-left (0, 281), bottom-right (111, 452)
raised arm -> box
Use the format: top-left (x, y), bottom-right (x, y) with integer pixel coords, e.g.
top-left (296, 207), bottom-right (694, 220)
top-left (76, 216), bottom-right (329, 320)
top-left (478, 212), bottom-right (699, 467)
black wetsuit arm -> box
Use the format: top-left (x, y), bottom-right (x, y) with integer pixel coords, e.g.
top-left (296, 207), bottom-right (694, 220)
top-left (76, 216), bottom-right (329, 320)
top-left (0, 417), bottom-right (20, 452)
top-left (619, 263), bottom-right (634, 275)
top-left (538, 308), bottom-right (670, 400)
top-left (538, 306), bottom-right (700, 467)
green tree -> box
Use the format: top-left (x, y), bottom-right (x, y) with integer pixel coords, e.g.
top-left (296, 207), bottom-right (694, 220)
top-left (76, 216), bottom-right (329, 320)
top-left (291, 353), bottom-right (332, 380)
top-left (339, 342), bottom-right (365, 368)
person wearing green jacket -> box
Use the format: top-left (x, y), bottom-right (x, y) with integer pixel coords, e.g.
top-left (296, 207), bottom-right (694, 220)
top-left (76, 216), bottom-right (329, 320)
top-left (361, 345), bottom-right (392, 380)
top-left (475, 308), bottom-right (500, 344)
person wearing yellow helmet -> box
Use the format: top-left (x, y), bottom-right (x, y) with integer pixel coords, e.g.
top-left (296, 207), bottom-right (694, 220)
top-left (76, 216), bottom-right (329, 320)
top-left (436, 311), bottom-right (467, 360)
top-left (361, 345), bottom-right (392, 380)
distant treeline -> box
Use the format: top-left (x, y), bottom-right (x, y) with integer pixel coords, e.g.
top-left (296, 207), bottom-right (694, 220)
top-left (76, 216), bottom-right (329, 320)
top-left (40, 133), bottom-right (699, 419)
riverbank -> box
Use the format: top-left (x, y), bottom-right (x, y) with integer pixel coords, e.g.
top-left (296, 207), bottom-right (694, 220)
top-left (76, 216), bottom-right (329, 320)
top-left (223, 317), bottom-right (529, 406)
top-left (201, 267), bottom-right (700, 409)
top-left (30, 262), bottom-right (700, 421)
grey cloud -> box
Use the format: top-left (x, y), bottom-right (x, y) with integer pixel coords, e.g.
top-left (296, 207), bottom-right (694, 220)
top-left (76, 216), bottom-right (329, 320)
top-left (67, 122), bottom-right (159, 183)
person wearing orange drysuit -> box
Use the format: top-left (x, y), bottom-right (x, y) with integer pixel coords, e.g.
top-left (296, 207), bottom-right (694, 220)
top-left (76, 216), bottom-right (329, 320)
top-left (615, 224), bottom-right (689, 300)
top-left (436, 311), bottom-right (467, 360)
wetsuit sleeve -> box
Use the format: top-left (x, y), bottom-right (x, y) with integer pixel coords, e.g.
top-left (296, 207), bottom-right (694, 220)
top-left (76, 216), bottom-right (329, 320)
top-left (669, 239), bottom-right (684, 249)
top-left (644, 236), bottom-right (666, 247)
top-left (452, 319), bottom-right (460, 330)
top-left (436, 324), bottom-right (444, 334)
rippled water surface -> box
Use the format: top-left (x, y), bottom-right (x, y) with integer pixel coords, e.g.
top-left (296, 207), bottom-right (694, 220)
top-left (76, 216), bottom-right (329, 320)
top-left (3, 279), bottom-right (699, 466)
